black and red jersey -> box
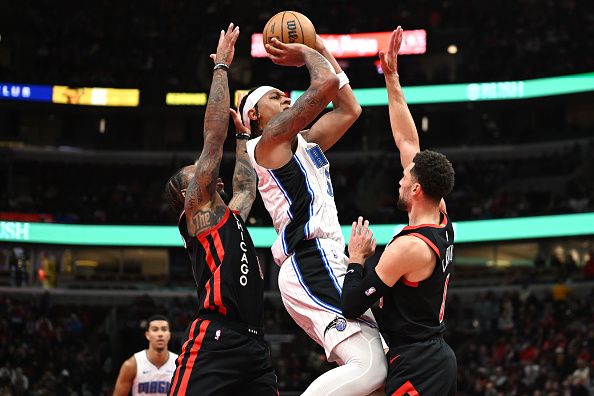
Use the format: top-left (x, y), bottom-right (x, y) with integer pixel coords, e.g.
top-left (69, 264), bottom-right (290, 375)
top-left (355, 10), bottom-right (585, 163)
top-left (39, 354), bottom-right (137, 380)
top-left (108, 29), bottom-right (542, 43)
top-left (373, 211), bottom-right (454, 344)
top-left (178, 207), bottom-right (265, 328)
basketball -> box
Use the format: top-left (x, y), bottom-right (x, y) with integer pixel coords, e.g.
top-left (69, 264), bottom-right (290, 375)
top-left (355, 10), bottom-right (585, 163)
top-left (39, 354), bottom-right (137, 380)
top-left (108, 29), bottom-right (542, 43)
top-left (262, 11), bottom-right (317, 50)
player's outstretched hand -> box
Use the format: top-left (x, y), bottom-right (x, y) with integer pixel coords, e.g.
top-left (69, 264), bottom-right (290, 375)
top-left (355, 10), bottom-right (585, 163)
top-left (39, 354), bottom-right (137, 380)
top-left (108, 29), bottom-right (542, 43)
top-left (378, 26), bottom-right (403, 77)
top-left (348, 216), bottom-right (377, 263)
top-left (210, 23), bottom-right (240, 66)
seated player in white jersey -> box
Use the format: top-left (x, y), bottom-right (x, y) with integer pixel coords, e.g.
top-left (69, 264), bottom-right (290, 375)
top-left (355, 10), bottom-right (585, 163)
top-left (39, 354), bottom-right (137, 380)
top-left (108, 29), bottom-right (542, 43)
top-left (233, 34), bottom-right (387, 395)
top-left (113, 315), bottom-right (178, 396)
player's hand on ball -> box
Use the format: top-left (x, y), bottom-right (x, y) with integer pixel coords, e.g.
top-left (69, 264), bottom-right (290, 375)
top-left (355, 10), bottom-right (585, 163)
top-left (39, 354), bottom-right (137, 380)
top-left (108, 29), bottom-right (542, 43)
top-left (265, 38), bottom-right (308, 67)
top-left (210, 23), bottom-right (239, 66)
top-left (348, 216), bottom-right (377, 263)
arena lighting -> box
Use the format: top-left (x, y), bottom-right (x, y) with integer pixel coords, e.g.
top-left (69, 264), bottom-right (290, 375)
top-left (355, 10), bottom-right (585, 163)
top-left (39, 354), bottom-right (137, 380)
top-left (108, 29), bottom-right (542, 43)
top-left (52, 86), bottom-right (139, 107)
top-left (251, 29), bottom-right (426, 58)
top-left (291, 72), bottom-right (594, 106)
top-left (1, 212), bottom-right (593, 248)
top-left (165, 92), bottom-right (207, 106)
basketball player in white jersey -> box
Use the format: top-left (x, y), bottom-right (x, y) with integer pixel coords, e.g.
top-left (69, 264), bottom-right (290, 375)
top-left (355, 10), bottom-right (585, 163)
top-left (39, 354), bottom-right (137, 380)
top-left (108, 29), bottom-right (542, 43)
top-left (113, 315), bottom-right (178, 396)
top-left (234, 35), bottom-right (387, 395)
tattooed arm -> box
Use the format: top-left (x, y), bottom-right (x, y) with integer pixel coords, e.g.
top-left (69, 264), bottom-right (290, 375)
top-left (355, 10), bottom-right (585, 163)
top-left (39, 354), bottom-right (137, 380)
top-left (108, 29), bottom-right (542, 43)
top-left (254, 38), bottom-right (339, 169)
top-left (185, 23), bottom-right (239, 237)
top-left (228, 109), bottom-right (257, 221)
top-left (301, 34), bottom-right (362, 152)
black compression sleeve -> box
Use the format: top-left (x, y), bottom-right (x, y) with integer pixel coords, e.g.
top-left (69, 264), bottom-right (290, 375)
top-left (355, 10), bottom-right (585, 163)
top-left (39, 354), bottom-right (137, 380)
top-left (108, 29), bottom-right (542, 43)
top-left (341, 263), bottom-right (391, 319)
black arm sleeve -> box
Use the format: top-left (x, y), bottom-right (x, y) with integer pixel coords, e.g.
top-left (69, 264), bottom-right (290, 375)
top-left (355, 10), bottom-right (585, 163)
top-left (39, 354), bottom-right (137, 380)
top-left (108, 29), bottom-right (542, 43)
top-left (341, 263), bottom-right (391, 319)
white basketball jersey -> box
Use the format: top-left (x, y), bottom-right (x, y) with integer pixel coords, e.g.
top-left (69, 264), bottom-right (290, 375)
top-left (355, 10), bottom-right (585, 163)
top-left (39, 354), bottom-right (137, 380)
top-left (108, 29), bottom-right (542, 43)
top-left (132, 350), bottom-right (178, 396)
top-left (247, 133), bottom-right (344, 265)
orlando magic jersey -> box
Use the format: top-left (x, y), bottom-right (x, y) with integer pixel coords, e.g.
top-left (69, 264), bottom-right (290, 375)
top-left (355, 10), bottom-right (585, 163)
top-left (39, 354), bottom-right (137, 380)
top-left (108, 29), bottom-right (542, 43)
top-left (178, 207), bottom-right (265, 328)
top-left (373, 212), bottom-right (454, 345)
top-left (132, 350), bottom-right (177, 396)
top-left (246, 133), bottom-right (344, 265)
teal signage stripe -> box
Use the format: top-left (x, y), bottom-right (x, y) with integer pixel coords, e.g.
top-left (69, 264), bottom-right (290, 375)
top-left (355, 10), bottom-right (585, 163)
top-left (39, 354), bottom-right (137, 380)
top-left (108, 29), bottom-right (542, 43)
top-left (290, 72), bottom-right (594, 106)
top-left (1, 212), bottom-right (593, 247)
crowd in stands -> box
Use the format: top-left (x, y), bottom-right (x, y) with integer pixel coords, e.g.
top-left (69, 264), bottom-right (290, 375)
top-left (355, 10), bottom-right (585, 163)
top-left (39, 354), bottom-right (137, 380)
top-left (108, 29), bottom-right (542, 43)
top-left (0, 294), bottom-right (111, 395)
top-left (1, 285), bottom-right (593, 395)
top-left (2, 0), bottom-right (593, 91)
top-left (1, 139), bottom-right (592, 226)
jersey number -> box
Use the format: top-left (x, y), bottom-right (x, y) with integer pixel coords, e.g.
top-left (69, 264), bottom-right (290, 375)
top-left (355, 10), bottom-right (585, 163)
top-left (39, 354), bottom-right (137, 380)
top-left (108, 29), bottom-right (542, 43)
top-left (324, 169), bottom-right (334, 197)
top-left (393, 381), bottom-right (419, 396)
top-left (439, 273), bottom-right (450, 324)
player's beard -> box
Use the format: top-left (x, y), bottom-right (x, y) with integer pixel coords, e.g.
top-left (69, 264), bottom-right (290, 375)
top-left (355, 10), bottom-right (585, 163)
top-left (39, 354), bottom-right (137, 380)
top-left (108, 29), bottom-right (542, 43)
top-left (397, 193), bottom-right (409, 212)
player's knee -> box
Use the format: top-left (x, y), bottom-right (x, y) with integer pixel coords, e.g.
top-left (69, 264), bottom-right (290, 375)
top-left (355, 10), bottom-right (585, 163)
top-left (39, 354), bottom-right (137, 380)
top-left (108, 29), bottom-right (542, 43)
top-left (367, 354), bottom-right (388, 390)
top-left (345, 346), bottom-right (387, 391)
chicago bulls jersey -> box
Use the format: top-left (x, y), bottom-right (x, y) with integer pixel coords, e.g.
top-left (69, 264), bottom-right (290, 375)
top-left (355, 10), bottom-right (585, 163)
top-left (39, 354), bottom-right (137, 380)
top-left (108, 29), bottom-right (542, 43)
top-left (373, 212), bottom-right (454, 344)
top-left (179, 207), bottom-right (264, 328)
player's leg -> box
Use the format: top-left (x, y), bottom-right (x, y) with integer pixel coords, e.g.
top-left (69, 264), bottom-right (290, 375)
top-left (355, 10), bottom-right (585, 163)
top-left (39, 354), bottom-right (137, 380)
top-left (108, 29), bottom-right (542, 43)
top-left (385, 337), bottom-right (456, 396)
top-left (240, 336), bottom-right (279, 396)
top-left (169, 319), bottom-right (227, 396)
top-left (278, 244), bottom-right (387, 395)
top-left (300, 324), bottom-right (387, 396)
top-left (241, 368), bottom-right (279, 396)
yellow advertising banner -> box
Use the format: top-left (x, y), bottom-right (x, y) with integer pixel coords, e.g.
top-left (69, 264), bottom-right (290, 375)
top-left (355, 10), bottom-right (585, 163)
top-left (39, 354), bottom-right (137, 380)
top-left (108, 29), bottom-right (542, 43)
top-left (52, 86), bottom-right (139, 106)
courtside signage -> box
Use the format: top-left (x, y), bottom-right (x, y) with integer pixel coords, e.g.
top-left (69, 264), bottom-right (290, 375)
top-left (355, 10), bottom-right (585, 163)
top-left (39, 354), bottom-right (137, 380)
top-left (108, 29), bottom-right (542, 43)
top-left (1, 212), bottom-right (593, 247)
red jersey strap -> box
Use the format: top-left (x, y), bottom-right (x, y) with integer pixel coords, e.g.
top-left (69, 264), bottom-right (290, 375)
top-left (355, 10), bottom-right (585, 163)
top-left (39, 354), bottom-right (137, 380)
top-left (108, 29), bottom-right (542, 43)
top-left (402, 211), bottom-right (448, 231)
top-left (407, 232), bottom-right (441, 259)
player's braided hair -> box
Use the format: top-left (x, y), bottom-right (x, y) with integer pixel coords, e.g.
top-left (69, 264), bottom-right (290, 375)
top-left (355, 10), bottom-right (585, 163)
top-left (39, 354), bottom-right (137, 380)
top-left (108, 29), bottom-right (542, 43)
top-left (411, 150), bottom-right (455, 203)
top-left (165, 168), bottom-right (186, 213)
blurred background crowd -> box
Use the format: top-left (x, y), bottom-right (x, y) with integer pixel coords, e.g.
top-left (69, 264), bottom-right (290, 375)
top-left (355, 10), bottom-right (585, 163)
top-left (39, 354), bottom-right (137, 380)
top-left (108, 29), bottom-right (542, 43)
top-left (1, 0), bottom-right (593, 395)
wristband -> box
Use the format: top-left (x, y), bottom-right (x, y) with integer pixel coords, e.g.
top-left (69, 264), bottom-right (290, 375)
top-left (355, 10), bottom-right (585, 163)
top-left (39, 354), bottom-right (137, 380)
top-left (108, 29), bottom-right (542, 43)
top-left (213, 63), bottom-right (229, 72)
top-left (236, 133), bottom-right (250, 140)
top-left (337, 71), bottom-right (350, 89)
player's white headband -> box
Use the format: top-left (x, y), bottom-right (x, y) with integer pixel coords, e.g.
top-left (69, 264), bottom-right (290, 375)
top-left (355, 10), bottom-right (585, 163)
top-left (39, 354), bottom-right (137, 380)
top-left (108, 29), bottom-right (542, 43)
top-left (241, 85), bottom-right (277, 129)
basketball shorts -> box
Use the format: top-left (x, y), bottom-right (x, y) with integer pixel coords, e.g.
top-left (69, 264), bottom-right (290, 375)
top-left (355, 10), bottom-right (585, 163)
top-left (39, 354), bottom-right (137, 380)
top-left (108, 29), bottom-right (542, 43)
top-left (168, 316), bottom-right (278, 396)
top-left (278, 238), bottom-right (381, 359)
top-left (385, 336), bottom-right (457, 396)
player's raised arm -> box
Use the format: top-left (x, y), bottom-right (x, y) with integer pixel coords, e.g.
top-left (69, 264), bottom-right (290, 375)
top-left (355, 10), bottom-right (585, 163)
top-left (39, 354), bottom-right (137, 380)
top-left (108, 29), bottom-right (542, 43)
top-left (301, 34), bottom-right (362, 152)
top-left (255, 38), bottom-right (339, 169)
top-left (380, 26), bottom-right (420, 169)
top-left (185, 23), bottom-right (239, 236)
top-left (228, 108), bottom-right (257, 221)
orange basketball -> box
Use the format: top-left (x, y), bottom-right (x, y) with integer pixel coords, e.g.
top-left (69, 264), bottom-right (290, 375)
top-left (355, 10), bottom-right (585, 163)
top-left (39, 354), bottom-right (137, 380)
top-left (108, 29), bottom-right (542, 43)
top-left (262, 11), bottom-right (316, 50)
